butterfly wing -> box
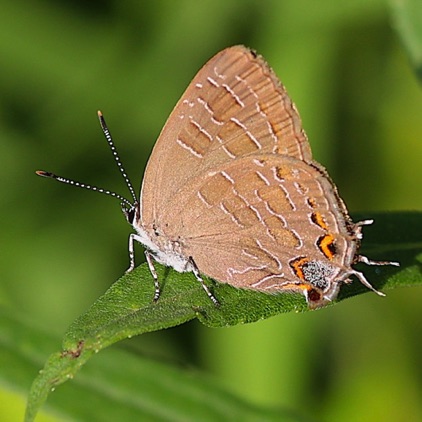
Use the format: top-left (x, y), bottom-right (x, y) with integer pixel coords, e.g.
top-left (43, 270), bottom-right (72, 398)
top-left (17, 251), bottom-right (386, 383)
top-left (131, 45), bottom-right (395, 308)
top-left (141, 46), bottom-right (312, 226)
top-left (157, 154), bottom-right (356, 292)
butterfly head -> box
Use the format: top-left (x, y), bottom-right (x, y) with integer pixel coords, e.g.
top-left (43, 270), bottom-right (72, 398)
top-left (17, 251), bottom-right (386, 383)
top-left (121, 201), bottom-right (140, 226)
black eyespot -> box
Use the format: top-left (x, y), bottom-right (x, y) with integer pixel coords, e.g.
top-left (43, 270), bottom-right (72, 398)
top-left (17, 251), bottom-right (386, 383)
top-left (308, 288), bottom-right (322, 303)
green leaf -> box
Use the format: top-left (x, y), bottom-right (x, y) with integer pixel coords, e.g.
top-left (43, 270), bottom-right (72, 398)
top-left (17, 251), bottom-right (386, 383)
top-left (390, 0), bottom-right (422, 80)
top-left (0, 309), bottom-right (306, 422)
top-left (24, 211), bottom-right (421, 421)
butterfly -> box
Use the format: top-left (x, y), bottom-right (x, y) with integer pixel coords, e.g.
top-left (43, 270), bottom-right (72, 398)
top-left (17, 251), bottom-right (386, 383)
top-left (37, 46), bottom-right (398, 308)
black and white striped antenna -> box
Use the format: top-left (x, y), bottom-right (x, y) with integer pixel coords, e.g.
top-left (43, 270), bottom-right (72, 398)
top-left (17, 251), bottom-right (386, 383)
top-left (36, 111), bottom-right (137, 209)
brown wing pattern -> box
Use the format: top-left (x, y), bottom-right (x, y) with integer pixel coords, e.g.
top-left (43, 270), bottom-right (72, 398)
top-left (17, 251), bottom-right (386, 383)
top-left (159, 155), bottom-right (353, 290)
top-left (141, 46), bottom-right (312, 225)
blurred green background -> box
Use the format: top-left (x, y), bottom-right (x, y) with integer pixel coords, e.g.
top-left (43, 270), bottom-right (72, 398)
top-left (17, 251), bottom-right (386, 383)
top-left (1, 0), bottom-right (421, 421)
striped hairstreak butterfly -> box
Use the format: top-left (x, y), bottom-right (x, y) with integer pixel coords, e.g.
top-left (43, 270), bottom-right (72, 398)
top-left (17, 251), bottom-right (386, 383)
top-left (37, 45), bottom-right (398, 309)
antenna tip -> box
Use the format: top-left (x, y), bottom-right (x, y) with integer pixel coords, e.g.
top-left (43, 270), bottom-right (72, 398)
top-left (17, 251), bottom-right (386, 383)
top-left (97, 110), bottom-right (106, 127)
top-left (36, 170), bottom-right (56, 179)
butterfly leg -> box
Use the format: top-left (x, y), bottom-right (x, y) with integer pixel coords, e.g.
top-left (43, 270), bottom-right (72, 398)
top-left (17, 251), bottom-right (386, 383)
top-left (188, 257), bottom-right (220, 306)
top-left (349, 255), bottom-right (400, 298)
top-left (126, 233), bottom-right (137, 273)
top-left (127, 235), bottom-right (160, 301)
top-left (145, 250), bottom-right (161, 302)
top-left (358, 255), bottom-right (400, 267)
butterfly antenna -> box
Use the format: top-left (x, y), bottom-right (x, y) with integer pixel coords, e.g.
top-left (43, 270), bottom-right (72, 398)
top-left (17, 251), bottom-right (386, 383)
top-left (35, 170), bottom-right (133, 209)
top-left (36, 110), bottom-right (137, 209)
top-left (97, 110), bottom-right (138, 204)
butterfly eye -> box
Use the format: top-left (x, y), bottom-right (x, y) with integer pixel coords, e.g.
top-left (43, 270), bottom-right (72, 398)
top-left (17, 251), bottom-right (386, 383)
top-left (121, 203), bottom-right (136, 224)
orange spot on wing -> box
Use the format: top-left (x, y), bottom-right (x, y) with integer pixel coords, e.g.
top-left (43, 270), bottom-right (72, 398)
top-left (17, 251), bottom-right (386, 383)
top-left (318, 234), bottom-right (336, 260)
top-left (290, 257), bottom-right (309, 281)
top-left (311, 212), bottom-right (328, 230)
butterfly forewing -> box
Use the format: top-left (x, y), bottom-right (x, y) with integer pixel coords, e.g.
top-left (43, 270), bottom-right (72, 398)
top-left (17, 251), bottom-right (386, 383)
top-left (141, 45), bottom-right (312, 226)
